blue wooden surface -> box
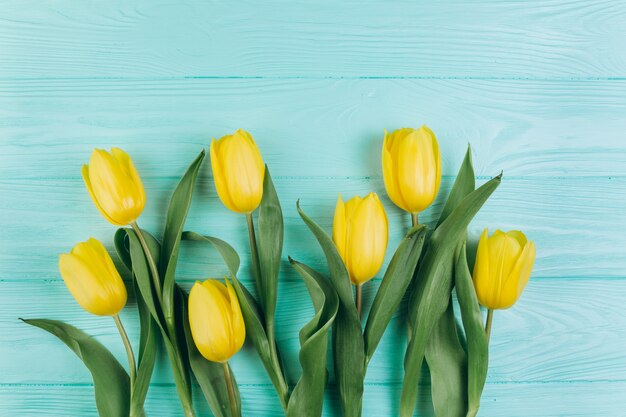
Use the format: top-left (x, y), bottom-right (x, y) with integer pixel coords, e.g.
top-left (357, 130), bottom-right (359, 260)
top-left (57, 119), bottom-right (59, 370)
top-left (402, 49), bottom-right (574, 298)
top-left (1, 1), bottom-right (626, 416)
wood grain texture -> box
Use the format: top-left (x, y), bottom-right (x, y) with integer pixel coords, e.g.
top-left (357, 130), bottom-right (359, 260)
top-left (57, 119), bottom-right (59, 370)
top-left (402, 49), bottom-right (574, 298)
top-left (2, 0), bottom-right (626, 415)
top-left (2, 176), bottom-right (625, 281)
top-left (2, 382), bottom-right (625, 417)
top-left (1, 0), bottom-right (626, 78)
top-left (2, 78), bottom-right (626, 178)
top-left (5, 279), bottom-right (626, 386)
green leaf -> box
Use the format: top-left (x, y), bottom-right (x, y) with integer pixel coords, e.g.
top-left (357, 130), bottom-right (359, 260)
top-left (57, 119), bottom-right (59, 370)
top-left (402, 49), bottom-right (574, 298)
top-left (116, 228), bottom-right (193, 414)
top-left (363, 224), bottom-right (426, 363)
top-left (287, 258), bottom-right (339, 417)
top-left (425, 145), bottom-right (475, 417)
top-left (161, 150), bottom-right (205, 329)
top-left (181, 232), bottom-right (290, 409)
top-left (297, 201), bottom-right (365, 417)
top-left (257, 166), bottom-right (283, 345)
top-left (178, 285), bottom-right (240, 417)
top-left (22, 319), bottom-right (129, 417)
top-left (116, 228), bottom-right (163, 328)
top-left (437, 145), bottom-right (475, 228)
top-left (131, 279), bottom-right (158, 417)
top-left (400, 173), bottom-right (501, 417)
top-left (455, 243), bottom-right (488, 417)
top-left (425, 300), bottom-right (468, 417)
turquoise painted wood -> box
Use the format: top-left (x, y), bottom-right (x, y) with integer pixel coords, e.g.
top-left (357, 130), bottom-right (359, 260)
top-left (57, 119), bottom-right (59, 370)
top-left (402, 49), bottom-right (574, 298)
top-left (1, 0), bottom-right (625, 416)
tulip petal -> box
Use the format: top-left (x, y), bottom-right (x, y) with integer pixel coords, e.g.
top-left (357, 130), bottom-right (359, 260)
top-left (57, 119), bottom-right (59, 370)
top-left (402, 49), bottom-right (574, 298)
top-left (210, 138), bottom-right (238, 212)
top-left (221, 132), bottom-right (265, 213)
top-left (502, 240), bottom-right (536, 308)
top-left (382, 131), bottom-right (409, 212)
top-left (344, 193), bottom-right (388, 285)
top-left (225, 279), bottom-right (246, 354)
top-left (111, 147), bottom-right (146, 209)
top-left (59, 243), bottom-right (127, 316)
top-left (472, 228), bottom-right (493, 308)
top-left (82, 164), bottom-right (121, 225)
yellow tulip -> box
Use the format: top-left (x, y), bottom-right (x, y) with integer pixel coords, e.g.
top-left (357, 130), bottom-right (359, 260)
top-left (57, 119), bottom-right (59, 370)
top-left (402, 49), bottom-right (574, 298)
top-left (59, 238), bottom-right (128, 316)
top-left (333, 193), bottom-right (389, 285)
top-left (82, 148), bottom-right (146, 226)
top-left (473, 229), bottom-right (536, 310)
top-left (210, 129), bottom-right (265, 213)
top-left (188, 278), bottom-right (246, 363)
top-left (382, 126), bottom-right (442, 214)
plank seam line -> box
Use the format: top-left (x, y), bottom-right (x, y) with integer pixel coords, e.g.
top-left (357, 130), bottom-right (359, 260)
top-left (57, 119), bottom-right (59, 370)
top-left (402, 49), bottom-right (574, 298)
top-left (1, 176), bottom-right (625, 181)
top-left (1, 76), bottom-right (626, 81)
top-left (0, 380), bottom-right (622, 388)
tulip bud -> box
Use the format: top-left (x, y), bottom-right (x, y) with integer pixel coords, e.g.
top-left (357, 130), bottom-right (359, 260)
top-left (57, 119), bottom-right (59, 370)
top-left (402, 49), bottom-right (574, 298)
top-left (333, 193), bottom-right (389, 285)
top-left (82, 148), bottom-right (146, 226)
top-left (210, 129), bottom-right (265, 213)
top-left (382, 126), bottom-right (442, 214)
top-left (59, 238), bottom-right (128, 316)
top-left (188, 278), bottom-right (246, 363)
top-left (473, 229), bottom-right (536, 310)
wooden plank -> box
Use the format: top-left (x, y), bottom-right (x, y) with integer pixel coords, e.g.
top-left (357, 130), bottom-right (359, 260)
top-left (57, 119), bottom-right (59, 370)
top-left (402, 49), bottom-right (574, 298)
top-left (5, 279), bottom-right (626, 385)
top-left (2, 78), bottom-right (626, 179)
top-left (1, 176), bottom-right (625, 281)
top-left (2, 0), bottom-right (626, 78)
top-left (1, 381), bottom-right (624, 417)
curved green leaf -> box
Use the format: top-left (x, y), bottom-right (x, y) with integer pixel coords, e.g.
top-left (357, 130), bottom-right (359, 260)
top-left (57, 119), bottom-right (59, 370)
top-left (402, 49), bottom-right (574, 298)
top-left (455, 243), bottom-right (488, 417)
top-left (425, 145), bottom-right (475, 417)
top-left (257, 166), bottom-right (283, 349)
top-left (181, 232), bottom-right (289, 409)
top-left (114, 227), bottom-right (159, 416)
top-left (364, 224), bottom-right (426, 363)
top-left (22, 319), bottom-right (129, 417)
top-left (401, 173), bottom-right (501, 417)
top-left (297, 201), bottom-right (365, 417)
top-left (425, 301), bottom-right (467, 417)
top-left (161, 150), bottom-right (205, 328)
top-left (132, 279), bottom-right (158, 417)
top-left (287, 258), bottom-right (339, 417)
top-left (116, 228), bottom-right (163, 328)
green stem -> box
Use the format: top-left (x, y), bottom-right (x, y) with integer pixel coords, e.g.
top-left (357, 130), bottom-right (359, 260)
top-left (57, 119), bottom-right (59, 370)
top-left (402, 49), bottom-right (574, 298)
top-left (356, 284), bottom-right (363, 320)
top-left (113, 315), bottom-right (136, 412)
top-left (411, 212), bottom-right (419, 227)
top-left (485, 309), bottom-right (494, 345)
top-left (245, 213), bottom-right (262, 302)
top-left (223, 362), bottom-right (238, 417)
top-left (130, 221), bottom-right (164, 309)
top-left (130, 222), bottom-right (194, 416)
top-left (245, 212), bottom-right (288, 409)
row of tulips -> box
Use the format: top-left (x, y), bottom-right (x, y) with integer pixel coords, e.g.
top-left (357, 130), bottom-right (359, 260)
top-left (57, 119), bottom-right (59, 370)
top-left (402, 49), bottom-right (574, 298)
top-left (24, 127), bottom-right (535, 417)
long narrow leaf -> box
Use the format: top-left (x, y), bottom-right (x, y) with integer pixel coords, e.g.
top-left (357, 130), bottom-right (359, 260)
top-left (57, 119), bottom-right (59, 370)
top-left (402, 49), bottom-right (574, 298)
top-left (297, 201), bottom-right (365, 417)
top-left (363, 224), bottom-right (426, 363)
top-left (132, 280), bottom-right (158, 417)
top-left (181, 231), bottom-right (290, 409)
top-left (455, 242), bottom-right (488, 417)
top-left (22, 319), bottom-right (130, 417)
top-left (425, 145), bottom-right (475, 417)
top-left (161, 150), bottom-right (205, 327)
top-left (424, 301), bottom-right (467, 417)
top-left (401, 173), bottom-right (501, 417)
top-left (257, 166), bottom-right (283, 347)
top-left (287, 258), bottom-right (339, 417)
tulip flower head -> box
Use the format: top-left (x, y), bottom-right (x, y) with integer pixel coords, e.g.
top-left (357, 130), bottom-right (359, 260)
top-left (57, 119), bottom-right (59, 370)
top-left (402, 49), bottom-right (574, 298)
top-left (59, 238), bottom-right (128, 316)
top-left (473, 229), bottom-right (536, 310)
top-left (188, 278), bottom-right (246, 363)
top-left (82, 148), bottom-right (146, 226)
top-left (333, 193), bottom-right (389, 285)
top-left (210, 129), bottom-right (265, 214)
top-left (382, 126), bottom-right (442, 214)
